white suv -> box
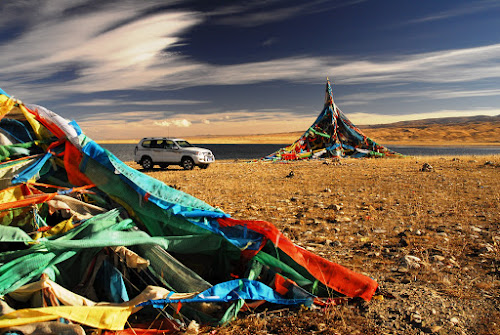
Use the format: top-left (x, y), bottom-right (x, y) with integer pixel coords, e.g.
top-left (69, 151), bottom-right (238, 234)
top-left (134, 138), bottom-right (215, 170)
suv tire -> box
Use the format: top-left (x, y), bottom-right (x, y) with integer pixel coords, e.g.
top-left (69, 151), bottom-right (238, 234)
top-left (181, 157), bottom-right (194, 170)
top-left (141, 156), bottom-right (153, 170)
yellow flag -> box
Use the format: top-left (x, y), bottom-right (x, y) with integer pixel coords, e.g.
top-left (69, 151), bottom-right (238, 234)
top-left (0, 306), bottom-right (133, 330)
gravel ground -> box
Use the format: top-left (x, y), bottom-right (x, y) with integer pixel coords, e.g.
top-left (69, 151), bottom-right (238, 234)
top-left (131, 155), bottom-right (500, 335)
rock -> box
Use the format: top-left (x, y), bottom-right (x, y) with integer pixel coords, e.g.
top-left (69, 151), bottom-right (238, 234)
top-left (326, 204), bottom-right (342, 211)
top-left (411, 311), bottom-right (422, 324)
top-left (430, 325), bottom-right (443, 333)
top-left (403, 255), bottom-right (422, 269)
top-left (329, 240), bottom-right (342, 247)
top-left (470, 226), bottom-right (482, 233)
top-left (431, 255), bottom-right (445, 262)
top-left (420, 163), bottom-right (434, 172)
top-left (399, 237), bottom-right (409, 247)
top-left (285, 171), bottom-right (295, 178)
top-left (436, 226), bottom-right (446, 233)
top-left (479, 243), bottom-right (494, 253)
top-left (450, 317), bottom-right (459, 325)
top-left (306, 218), bottom-right (318, 225)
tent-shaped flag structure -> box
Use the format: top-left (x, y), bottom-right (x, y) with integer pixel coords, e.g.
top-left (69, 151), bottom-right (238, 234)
top-left (263, 79), bottom-right (402, 160)
top-left (0, 88), bottom-right (377, 334)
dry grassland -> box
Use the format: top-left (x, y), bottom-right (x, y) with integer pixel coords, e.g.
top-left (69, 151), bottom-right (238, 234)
top-left (129, 155), bottom-right (500, 335)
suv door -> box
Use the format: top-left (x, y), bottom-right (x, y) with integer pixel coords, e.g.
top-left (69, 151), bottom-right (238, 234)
top-left (161, 140), bottom-right (179, 163)
top-left (148, 140), bottom-right (164, 162)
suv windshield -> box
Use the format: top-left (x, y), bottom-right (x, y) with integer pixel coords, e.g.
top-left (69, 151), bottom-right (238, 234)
top-left (175, 140), bottom-right (193, 148)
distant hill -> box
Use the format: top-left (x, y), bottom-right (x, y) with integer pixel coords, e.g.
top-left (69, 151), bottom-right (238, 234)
top-left (184, 115), bottom-right (500, 146)
top-left (362, 114), bottom-right (500, 128)
top-left (358, 114), bottom-right (500, 146)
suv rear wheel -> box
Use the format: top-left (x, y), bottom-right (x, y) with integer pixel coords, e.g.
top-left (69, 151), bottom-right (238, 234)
top-left (141, 156), bottom-right (153, 169)
top-left (181, 157), bottom-right (194, 170)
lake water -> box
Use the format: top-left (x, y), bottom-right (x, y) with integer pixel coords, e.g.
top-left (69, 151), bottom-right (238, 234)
top-left (100, 143), bottom-right (500, 162)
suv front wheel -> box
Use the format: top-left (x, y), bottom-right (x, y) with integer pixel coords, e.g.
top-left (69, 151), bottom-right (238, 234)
top-left (141, 156), bottom-right (153, 170)
top-left (181, 157), bottom-right (194, 170)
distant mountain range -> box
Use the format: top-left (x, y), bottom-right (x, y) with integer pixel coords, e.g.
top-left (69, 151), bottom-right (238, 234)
top-left (361, 114), bottom-right (500, 128)
top-left (357, 114), bottom-right (500, 145)
top-left (178, 114), bottom-right (500, 145)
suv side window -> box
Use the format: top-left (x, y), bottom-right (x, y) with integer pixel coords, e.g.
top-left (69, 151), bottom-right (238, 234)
top-left (141, 140), bottom-right (151, 148)
top-left (150, 140), bottom-right (162, 148)
top-left (164, 140), bottom-right (174, 149)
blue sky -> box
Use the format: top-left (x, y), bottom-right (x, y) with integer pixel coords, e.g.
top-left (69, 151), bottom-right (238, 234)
top-left (0, 0), bottom-right (499, 140)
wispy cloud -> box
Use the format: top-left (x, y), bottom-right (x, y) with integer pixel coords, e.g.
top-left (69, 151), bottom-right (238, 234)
top-left (0, 1), bottom-right (203, 100)
top-left (262, 37), bottom-right (278, 47)
top-left (407, 0), bottom-right (500, 24)
top-left (339, 88), bottom-right (500, 106)
top-left (175, 43), bottom-right (500, 87)
top-left (76, 110), bottom-right (167, 122)
top-left (154, 119), bottom-right (192, 127)
top-left (208, 0), bottom-right (366, 27)
top-left (67, 98), bottom-right (208, 107)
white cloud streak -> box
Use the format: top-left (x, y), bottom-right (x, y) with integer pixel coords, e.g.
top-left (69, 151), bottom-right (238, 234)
top-left (154, 119), bottom-right (192, 127)
top-left (407, 0), bottom-right (500, 24)
top-left (338, 88), bottom-right (500, 106)
top-left (208, 0), bottom-right (366, 27)
top-left (67, 98), bottom-right (208, 107)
